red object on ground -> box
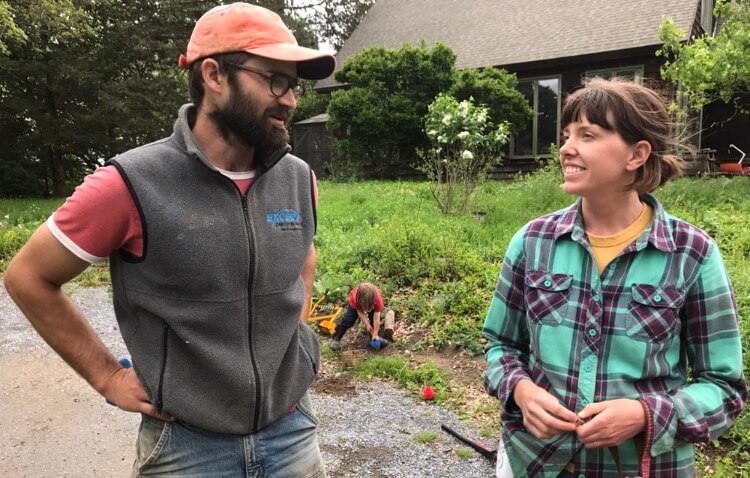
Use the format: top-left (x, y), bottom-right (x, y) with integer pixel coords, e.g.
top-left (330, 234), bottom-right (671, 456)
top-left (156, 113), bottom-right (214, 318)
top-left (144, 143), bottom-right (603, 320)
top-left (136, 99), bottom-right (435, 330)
top-left (422, 385), bottom-right (435, 400)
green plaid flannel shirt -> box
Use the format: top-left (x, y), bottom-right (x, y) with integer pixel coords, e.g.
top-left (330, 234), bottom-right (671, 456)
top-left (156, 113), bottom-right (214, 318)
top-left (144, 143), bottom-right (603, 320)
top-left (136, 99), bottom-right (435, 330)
top-left (483, 195), bottom-right (747, 477)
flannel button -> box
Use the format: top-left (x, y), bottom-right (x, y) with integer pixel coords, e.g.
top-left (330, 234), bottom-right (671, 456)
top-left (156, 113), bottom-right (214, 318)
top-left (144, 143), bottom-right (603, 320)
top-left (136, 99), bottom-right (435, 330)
top-left (584, 364), bottom-right (592, 372)
top-left (581, 399), bottom-right (589, 406)
top-left (544, 280), bottom-right (552, 287)
top-left (593, 294), bottom-right (600, 302)
top-left (609, 263), bottom-right (616, 270)
top-left (654, 294), bottom-right (662, 302)
top-left (588, 328), bottom-right (597, 337)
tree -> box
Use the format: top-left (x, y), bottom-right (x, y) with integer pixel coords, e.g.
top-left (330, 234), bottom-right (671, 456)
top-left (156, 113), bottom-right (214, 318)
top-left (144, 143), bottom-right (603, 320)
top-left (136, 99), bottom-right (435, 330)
top-left (450, 67), bottom-right (533, 134)
top-left (418, 94), bottom-right (509, 215)
top-left (326, 42), bottom-right (533, 179)
top-left (0, 0), bottom-right (223, 197)
top-left (260, 0), bottom-right (319, 48)
top-left (293, 84), bottom-right (331, 122)
top-left (0, 0), bottom-right (99, 197)
top-left (0, 0), bottom-right (326, 197)
top-left (327, 42), bottom-right (456, 177)
top-left (281, 0), bottom-right (374, 52)
top-left (657, 0), bottom-right (750, 110)
top-left (0, 1), bottom-right (25, 55)
top-left (305, 0), bottom-right (374, 51)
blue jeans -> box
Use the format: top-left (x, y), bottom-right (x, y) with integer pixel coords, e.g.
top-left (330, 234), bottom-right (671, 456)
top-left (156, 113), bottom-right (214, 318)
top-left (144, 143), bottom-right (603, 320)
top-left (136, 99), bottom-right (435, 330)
top-left (333, 306), bottom-right (374, 340)
top-left (132, 392), bottom-right (325, 477)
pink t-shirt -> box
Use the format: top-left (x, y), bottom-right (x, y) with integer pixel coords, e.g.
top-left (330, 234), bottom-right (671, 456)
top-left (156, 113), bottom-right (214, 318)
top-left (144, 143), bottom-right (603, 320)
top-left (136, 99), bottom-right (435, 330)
top-left (348, 285), bottom-right (385, 312)
top-left (49, 164), bottom-right (316, 263)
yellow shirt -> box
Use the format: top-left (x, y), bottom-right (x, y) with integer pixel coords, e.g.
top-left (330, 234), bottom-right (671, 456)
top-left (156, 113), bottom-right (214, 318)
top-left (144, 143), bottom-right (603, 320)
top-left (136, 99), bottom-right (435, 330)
top-left (587, 203), bottom-right (654, 274)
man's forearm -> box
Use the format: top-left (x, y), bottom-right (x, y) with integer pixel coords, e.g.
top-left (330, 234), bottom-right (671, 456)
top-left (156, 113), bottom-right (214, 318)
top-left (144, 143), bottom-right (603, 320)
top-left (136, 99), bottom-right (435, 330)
top-left (6, 271), bottom-right (119, 395)
top-left (3, 226), bottom-right (121, 396)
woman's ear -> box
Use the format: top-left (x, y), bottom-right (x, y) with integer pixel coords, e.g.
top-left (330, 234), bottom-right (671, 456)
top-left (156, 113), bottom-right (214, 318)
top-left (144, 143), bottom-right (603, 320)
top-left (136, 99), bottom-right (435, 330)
top-left (626, 140), bottom-right (652, 171)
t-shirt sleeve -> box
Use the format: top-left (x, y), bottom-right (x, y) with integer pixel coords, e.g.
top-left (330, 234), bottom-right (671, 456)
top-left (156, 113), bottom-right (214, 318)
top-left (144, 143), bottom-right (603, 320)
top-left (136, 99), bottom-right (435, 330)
top-left (48, 165), bottom-right (143, 263)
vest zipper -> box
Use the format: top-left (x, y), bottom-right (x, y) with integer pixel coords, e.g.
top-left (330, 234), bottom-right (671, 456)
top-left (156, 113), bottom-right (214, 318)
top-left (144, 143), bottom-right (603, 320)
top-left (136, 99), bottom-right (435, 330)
top-left (240, 194), bottom-right (263, 432)
top-left (156, 323), bottom-right (169, 412)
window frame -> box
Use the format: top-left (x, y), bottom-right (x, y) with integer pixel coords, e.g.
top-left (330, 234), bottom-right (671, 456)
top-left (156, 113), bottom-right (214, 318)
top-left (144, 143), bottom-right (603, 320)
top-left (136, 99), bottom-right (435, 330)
top-left (511, 74), bottom-right (562, 160)
top-left (585, 65), bottom-right (644, 83)
top-left (701, 0), bottom-right (714, 35)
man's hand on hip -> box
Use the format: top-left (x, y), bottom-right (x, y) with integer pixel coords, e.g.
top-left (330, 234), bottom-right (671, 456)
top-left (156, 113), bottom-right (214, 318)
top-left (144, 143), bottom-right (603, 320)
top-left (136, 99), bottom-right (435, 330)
top-left (104, 366), bottom-right (173, 421)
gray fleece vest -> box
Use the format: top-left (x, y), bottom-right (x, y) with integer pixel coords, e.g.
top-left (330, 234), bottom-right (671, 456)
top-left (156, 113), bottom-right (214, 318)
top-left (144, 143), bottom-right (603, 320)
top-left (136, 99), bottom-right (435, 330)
top-left (107, 104), bottom-right (318, 434)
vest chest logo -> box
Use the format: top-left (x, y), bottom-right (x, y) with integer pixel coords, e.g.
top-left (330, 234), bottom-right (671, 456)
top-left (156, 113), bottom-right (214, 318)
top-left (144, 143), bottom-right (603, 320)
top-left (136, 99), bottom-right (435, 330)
top-left (266, 208), bottom-right (302, 231)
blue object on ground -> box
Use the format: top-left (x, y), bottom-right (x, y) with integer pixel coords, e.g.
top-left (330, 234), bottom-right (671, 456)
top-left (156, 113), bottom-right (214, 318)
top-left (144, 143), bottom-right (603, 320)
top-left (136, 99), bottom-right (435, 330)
top-left (369, 338), bottom-right (382, 349)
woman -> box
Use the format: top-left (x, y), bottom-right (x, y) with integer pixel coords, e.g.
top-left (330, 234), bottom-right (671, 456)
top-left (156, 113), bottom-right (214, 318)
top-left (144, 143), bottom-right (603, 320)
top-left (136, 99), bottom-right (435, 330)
top-left (483, 78), bottom-right (746, 477)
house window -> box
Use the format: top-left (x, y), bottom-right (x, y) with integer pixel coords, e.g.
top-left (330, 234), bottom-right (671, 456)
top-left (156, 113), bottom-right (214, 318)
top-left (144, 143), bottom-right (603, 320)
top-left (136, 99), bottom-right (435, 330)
top-left (513, 77), bottom-right (561, 158)
top-left (585, 65), bottom-right (644, 83)
top-left (701, 0), bottom-right (714, 34)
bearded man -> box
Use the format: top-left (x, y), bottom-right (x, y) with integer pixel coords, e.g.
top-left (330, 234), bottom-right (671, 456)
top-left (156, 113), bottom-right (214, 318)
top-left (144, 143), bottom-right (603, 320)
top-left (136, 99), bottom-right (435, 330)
top-left (4, 4), bottom-right (334, 476)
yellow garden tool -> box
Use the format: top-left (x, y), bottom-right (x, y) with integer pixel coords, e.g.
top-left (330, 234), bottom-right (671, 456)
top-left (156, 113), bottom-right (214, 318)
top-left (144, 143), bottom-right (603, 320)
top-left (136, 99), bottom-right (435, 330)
top-left (307, 288), bottom-right (342, 335)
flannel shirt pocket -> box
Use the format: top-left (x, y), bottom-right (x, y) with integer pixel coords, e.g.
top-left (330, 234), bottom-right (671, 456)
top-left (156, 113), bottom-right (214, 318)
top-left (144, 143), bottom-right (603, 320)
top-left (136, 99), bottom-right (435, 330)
top-left (524, 270), bottom-right (572, 326)
top-left (626, 284), bottom-right (684, 342)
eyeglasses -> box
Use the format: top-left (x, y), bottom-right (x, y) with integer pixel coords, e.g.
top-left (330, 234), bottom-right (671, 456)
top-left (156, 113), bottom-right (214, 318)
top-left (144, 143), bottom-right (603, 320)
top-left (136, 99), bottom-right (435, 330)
top-left (230, 64), bottom-right (303, 98)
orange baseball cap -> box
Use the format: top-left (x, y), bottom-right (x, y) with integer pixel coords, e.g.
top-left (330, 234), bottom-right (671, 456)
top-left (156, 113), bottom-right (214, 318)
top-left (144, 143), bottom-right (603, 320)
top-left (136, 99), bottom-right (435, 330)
top-left (178, 3), bottom-right (335, 80)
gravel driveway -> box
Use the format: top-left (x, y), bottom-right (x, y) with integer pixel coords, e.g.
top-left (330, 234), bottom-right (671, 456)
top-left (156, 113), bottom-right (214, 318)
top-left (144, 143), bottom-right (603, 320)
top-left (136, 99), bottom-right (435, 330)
top-left (0, 283), bottom-right (496, 477)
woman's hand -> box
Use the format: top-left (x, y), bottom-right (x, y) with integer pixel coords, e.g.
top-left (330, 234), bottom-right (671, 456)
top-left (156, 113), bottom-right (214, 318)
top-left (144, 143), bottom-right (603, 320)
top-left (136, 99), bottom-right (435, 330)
top-left (513, 380), bottom-right (578, 439)
top-left (576, 399), bottom-right (646, 448)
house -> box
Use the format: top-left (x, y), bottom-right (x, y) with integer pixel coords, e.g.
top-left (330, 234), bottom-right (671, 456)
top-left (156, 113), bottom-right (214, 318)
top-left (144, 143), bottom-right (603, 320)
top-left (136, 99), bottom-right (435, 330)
top-left (316, 0), bottom-right (745, 175)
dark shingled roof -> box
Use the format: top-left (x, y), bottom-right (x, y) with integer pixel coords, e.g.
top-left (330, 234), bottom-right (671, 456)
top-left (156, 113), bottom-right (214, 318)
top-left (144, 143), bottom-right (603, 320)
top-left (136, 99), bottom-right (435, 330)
top-left (317, 0), bottom-right (699, 89)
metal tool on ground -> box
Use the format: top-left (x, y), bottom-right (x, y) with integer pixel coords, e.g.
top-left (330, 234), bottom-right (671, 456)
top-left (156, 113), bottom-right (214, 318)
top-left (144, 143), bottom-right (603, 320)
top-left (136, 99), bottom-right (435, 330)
top-left (307, 288), bottom-right (342, 335)
top-left (441, 424), bottom-right (497, 462)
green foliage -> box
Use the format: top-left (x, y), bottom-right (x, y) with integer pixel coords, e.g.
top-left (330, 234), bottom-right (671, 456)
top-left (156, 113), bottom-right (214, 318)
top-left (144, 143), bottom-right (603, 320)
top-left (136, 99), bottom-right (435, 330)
top-left (293, 86), bottom-right (331, 123)
top-left (657, 0), bottom-right (750, 110)
top-left (0, 0), bottom-right (336, 198)
top-left (0, 1), bottom-right (25, 55)
top-left (412, 431), bottom-right (439, 444)
top-left (326, 42), bottom-right (533, 181)
top-left (298, 0), bottom-right (374, 51)
top-left (0, 0), bottom-right (202, 197)
top-left (450, 67), bottom-right (533, 133)
top-left (419, 94), bottom-right (509, 215)
top-left (354, 356), bottom-right (452, 401)
top-left (0, 198), bottom-right (60, 270)
top-left (327, 42), bottom-right (457, 177)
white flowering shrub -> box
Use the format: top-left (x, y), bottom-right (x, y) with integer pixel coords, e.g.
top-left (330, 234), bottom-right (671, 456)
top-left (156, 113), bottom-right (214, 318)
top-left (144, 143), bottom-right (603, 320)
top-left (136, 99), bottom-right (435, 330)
top-left (419, 94), bottom-right (509, 214)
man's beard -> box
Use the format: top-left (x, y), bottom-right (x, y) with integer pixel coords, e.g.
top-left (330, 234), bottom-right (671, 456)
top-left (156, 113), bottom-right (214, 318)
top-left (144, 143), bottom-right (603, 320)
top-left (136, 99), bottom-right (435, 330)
top-left (209, 84), bottom-right (290, 156)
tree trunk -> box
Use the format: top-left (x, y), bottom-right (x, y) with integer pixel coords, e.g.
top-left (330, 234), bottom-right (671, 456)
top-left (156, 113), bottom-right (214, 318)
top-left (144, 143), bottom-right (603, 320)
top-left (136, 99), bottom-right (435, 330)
top-left (48, 146), bottom-right (66, 197)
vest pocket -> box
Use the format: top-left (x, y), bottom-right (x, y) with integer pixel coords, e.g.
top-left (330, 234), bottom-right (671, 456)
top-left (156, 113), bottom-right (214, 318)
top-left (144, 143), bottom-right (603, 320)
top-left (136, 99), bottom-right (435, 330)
top-left (626, 284), bottom-right (683, 342)
top-left (525, 270), bottom-right (572, 326)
